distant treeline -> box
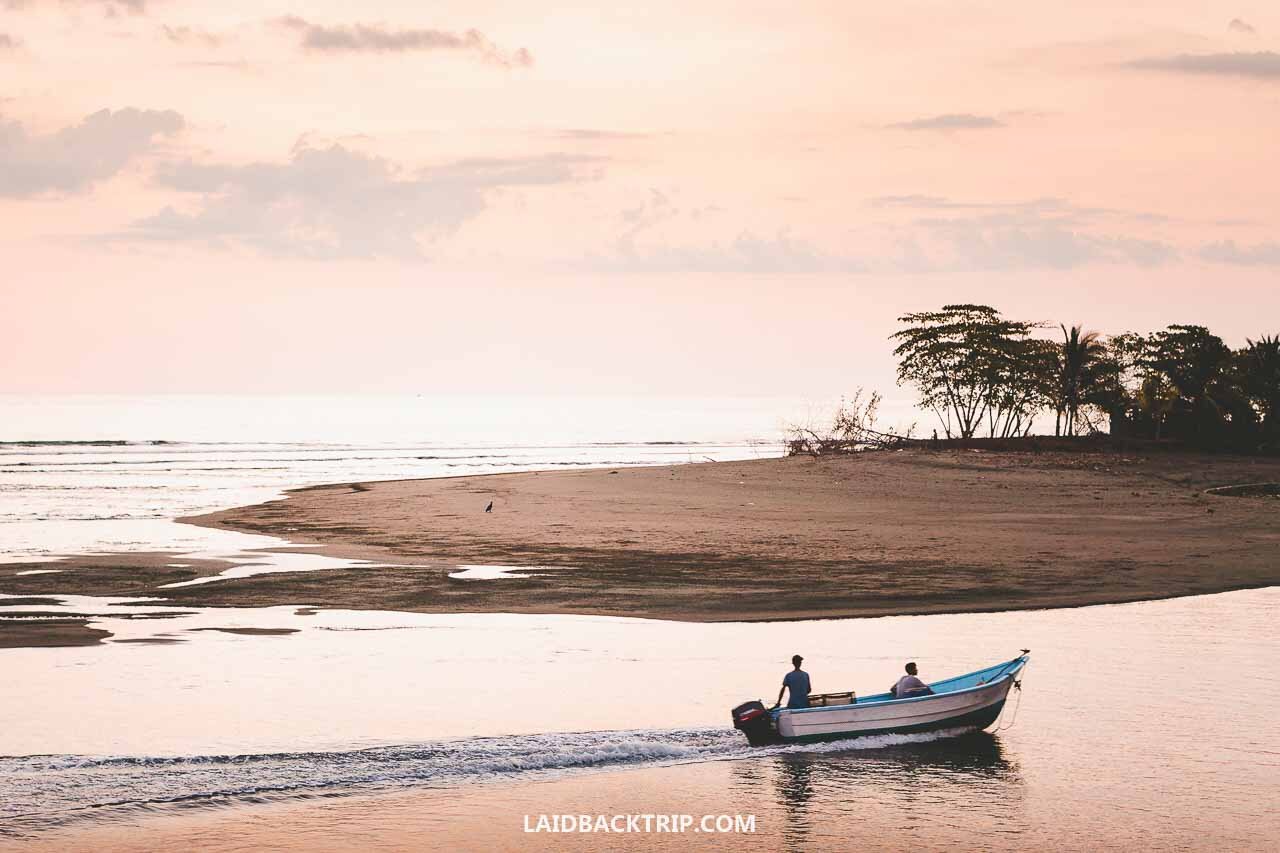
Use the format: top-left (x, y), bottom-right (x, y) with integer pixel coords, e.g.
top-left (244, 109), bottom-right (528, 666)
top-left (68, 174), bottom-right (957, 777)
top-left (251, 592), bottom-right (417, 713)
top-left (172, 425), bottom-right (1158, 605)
top-left (891, 304), bottom-right (1280, 453)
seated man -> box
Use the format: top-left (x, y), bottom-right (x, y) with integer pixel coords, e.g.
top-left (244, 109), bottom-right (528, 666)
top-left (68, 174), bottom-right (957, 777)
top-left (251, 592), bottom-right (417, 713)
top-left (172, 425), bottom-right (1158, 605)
top-left (891, 662), bottom-right (934, 698)
top-left (776, 654), bottom-right (811, 709)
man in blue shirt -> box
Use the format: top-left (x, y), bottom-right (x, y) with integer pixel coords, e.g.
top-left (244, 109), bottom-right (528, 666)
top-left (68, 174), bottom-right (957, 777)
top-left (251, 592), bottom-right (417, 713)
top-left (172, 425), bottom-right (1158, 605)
top-left (776, 654), bottom-right (811, 709)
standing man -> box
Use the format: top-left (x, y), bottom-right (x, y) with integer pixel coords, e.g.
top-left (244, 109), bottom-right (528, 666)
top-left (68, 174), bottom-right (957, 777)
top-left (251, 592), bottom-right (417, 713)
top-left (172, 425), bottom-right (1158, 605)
top-left (776, 654), bottom-right (811, 709)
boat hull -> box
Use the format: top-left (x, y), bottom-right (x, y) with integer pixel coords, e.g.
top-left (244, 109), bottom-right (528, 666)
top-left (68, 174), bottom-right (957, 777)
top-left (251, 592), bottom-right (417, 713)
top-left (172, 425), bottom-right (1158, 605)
top-left (733, 655), bottom-right (1029, 746)
top-left (777, 697), bottom-right (1006, 744)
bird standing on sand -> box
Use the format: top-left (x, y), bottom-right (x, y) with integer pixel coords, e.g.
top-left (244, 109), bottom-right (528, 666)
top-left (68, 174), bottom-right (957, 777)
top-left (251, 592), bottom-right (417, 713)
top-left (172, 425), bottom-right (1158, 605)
top-left (485, 501), bottom-right (493, 513)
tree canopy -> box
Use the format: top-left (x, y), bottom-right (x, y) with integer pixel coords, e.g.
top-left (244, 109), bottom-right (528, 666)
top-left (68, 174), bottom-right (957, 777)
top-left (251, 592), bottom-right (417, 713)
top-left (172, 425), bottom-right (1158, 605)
top-left (892, 306), bottom-right (1279, 453)
top-left (892, 304), bottom-right (1052, 439)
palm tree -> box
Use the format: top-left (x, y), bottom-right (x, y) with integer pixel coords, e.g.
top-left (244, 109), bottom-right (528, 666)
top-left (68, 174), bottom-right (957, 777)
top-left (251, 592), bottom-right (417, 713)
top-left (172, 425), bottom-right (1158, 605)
top-left (1240, 334), bottom-right (1280, 441)
top-left (1055, 324), bottom-right (1106, 436)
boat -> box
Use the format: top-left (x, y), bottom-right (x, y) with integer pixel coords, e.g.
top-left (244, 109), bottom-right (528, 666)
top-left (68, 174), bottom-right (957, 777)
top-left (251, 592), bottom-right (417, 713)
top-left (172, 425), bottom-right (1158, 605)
top-left (731, 651), bottom-right (1029, 746)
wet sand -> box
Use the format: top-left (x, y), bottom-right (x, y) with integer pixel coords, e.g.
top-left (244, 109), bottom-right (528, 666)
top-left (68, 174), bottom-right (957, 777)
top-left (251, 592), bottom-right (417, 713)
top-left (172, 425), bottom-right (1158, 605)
top-left (6, 448), bottom-right (1278, 626)
top-left (0, 618), bottom-right (112, 649)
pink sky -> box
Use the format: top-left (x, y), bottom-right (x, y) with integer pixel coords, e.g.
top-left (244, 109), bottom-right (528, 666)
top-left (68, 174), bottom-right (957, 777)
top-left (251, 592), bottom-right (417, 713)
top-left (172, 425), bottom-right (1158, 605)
top-left (3, 1), bottom-right (1279, 396)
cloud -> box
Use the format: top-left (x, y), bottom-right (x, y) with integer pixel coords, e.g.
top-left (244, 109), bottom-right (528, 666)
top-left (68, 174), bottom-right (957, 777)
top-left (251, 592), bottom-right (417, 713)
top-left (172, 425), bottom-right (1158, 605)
top-left (1126, 51), bottom-right (1280, 79)
top-left (873, 194), bottom-right (1057, 211)
top-left (276, 17), bottom-right (533, 67)
top-left (161, 25), bottom-right (222, 47)
top-left (3, 0), bottom-right (147, 13)
top-left (576, 189), bottom-right (867, 274)
top-left (871, 194), bottom-right (1176, 225)
top-left (581, 230), bottom-right (866, 274)
top-left (619, 188), bottom-right (678, 237)
top-left (921, 223), bottom-right (1176, 270)
top-left (125, 145), bottom-right (597, 258)
top-left (555, 129), bottom-right (649, 141)
top-left (1199, 240), bottom-right (1280, 265)
top-left (0, 107), bottom-right (183, 197)
top-left (869, 194), bottom-right (1178, 270)
top-left (176, 60), bottom-right (252, 72)
top-left (583, 190), bottom-right (1185, 275)
top-left (887, 113), bottom-right (1005, 131)
top-left (1228, 18), bottom-right (1257, 35)
top-left (594, 224), bottom-right (1174, 274)
top-left (0, 33), bottom-right (19, 50)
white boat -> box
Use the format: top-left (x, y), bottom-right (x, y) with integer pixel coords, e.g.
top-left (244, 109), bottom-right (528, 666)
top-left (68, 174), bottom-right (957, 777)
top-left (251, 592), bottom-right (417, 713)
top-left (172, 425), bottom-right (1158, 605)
top-left (731, 652), bottom-right (1029, 746)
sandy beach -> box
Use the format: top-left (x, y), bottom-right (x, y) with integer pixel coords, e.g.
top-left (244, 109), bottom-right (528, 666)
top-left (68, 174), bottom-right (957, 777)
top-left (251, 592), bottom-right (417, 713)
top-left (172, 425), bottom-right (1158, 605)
top-left (7, 447), bottom-right (1278, 628)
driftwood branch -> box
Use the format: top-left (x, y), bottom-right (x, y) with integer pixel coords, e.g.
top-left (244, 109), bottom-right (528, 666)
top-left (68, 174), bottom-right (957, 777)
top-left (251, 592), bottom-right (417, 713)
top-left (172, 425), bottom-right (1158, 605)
top-left (785, 390), bottom-right (916, 456)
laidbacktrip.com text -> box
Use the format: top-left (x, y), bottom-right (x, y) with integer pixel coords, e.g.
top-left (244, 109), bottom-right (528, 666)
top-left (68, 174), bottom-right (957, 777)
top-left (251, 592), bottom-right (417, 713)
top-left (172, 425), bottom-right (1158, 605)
top-left (524, 814), bottom-right (756, 834)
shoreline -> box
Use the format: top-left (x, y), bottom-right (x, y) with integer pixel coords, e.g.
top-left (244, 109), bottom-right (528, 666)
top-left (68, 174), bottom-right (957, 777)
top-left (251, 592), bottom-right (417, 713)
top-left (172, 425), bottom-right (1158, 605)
top-left (6, 447), bottom-right (1279, 627)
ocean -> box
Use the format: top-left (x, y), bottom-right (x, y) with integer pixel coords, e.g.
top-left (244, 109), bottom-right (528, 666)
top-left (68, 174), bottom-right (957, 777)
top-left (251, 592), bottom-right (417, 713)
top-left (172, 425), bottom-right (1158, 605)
top-left (1, 395), bottom-right (1277, 850)
top-left (0, 394), bottom-right (793, 566)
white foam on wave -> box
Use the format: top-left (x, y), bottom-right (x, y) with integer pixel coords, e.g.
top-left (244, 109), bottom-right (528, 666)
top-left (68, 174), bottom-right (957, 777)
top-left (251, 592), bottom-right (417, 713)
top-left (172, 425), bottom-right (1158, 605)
top-left (1, 722), bottom-right (993, 839)
top-left (765, 726), bottom-right (977, 755)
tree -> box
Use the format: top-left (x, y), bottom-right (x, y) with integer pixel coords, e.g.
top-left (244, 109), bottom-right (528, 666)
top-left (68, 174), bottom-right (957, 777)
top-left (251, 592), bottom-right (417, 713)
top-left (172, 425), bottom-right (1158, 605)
top-left (988, 335), bottom-right (1058, 437)
top-left (889, 308), bottom-right (1276, 453)
top-left (1098, 332), bottom-right (1170, 439)
top-left (891, 305), bottom-right (1039, 439)
top-left (1054, 325), bottom-right (1107, 436)
top-left (1146, 325), bottom-right (1235, 446)
top-left (1238, 335), bottom-right (1280, 447)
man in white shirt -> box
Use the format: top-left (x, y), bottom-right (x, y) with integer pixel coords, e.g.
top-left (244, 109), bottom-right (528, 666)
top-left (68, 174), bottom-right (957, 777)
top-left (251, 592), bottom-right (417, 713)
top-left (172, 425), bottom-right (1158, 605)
top-left (891, 662), bottom-right (934, 698)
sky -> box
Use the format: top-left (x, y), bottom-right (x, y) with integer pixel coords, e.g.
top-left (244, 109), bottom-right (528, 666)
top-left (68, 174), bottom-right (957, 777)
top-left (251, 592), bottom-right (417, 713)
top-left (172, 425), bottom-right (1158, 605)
top-left (3, 1), bottom-right (1279, 398)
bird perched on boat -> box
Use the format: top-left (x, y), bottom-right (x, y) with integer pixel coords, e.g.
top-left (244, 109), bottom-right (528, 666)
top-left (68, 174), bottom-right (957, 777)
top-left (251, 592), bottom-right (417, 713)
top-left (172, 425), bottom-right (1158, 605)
top-left (485, 501), bottom-right (493, 513)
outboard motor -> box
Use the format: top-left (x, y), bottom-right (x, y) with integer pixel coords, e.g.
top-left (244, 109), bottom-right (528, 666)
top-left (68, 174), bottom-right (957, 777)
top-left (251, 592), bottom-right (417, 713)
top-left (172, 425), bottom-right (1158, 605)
top-left (731, 700), bottom-right (780, 746)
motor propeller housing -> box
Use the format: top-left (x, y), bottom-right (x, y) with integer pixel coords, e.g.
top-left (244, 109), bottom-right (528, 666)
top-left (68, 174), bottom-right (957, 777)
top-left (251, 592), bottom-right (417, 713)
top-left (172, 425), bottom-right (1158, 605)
top-left (731, 699), bottom-right (781, 746)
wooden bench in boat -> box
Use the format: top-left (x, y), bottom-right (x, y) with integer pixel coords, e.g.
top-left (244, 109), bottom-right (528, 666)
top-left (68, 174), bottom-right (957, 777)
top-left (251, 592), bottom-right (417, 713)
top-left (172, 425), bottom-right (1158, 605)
top-left (804, 691), bottom-right (855, 708)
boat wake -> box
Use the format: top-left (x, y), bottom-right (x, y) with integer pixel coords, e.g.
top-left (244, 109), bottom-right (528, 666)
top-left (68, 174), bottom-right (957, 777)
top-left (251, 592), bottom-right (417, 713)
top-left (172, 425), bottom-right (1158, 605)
top-left (0, 725), bottom-right (975, 837)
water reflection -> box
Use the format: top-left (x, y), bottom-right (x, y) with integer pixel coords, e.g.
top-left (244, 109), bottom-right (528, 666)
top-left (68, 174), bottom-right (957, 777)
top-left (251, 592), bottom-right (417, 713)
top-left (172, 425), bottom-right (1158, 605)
top-left (764, 733), bottom-right (1020, 847)
top-left (773, 753), bottom-right (816, 847)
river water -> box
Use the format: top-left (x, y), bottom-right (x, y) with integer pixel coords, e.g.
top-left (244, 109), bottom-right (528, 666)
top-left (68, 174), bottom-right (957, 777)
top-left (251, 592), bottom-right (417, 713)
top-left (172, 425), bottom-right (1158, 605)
top-left (2, 589), bottom-right (1276, 849)
top-left (1, 396), bottom-right (1276, 850)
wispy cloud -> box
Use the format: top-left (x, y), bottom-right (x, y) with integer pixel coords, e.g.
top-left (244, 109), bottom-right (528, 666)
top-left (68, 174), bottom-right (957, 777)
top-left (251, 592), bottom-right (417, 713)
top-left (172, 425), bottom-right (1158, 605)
top-left (4, 0), bottom-right (147, 13)
top-left (871, 194), bottom-right (1176, 224)
top-left (887, 113), bottom-right (1004, 131)
top-left (176, 60), bottom-right (252, 72)
top-left (124, 146), bottom-right (597, 258)
top-left (1126, 51), bottom-right (1280, 79)
top-left (161, 25), bottom-right (223, 48)
top-left (580, 230), bottom-right (867, 275)
top-left (583, 189), bottom-right (1187, 275)
top-left (1199, 240), bottom-right (1280, 265)
top-left (275, 17), bottom-right (533, 68)
top-left (0, 107), bottom-right (183, 197)
top-left (907, 220), bottom-right (1176, 271)
top-left (1228, 18), bottom-right (1257, 35)
top-left (869, 194), bottom-right (1178, 270)
top-left (555, 129), bottom-right (649, 141)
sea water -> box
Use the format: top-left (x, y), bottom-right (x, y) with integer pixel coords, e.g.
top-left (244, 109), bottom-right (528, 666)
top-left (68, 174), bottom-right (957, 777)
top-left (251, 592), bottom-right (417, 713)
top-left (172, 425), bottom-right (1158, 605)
top-left (0, 394), bottom-right (793, 565)
top-left (1, 395), bottom-right (1276, 850)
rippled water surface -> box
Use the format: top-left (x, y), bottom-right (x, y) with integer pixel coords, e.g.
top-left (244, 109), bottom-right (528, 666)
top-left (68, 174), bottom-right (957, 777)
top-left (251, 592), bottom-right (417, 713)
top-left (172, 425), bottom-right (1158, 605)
top-left (0, 394), bottom-right (785, 567)
top-left (2, 590), bottom-right (1277, 849)
top-left (2, 396), bottom-right (1276, 850)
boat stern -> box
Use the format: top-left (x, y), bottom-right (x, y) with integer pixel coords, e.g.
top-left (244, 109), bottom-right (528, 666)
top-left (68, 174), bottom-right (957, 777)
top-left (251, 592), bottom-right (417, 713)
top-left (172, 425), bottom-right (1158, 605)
top-left (731, 700), bottom-right (781, 746)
